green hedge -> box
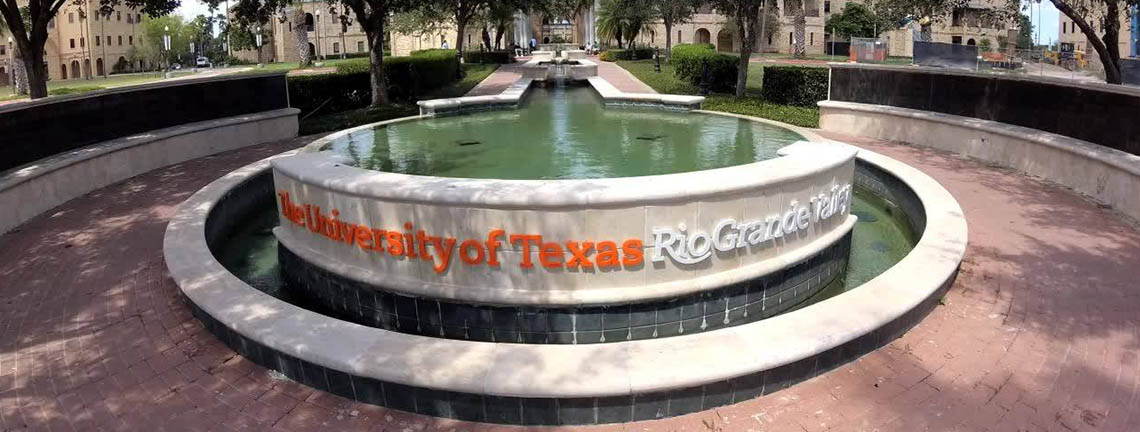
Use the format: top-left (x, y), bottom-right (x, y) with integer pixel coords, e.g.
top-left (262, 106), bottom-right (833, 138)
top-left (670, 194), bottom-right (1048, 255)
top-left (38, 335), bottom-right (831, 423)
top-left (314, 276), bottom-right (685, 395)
top-left (293, 50), bottom-right (459, 116)
top-left (600, 48), bottom-right (655, 61)
top-left (760, 66), bottom-right (829, 107)
top-left (463, 50), bottom-right (513, 64)
top-left (671, 43), bottom-right (738, 93)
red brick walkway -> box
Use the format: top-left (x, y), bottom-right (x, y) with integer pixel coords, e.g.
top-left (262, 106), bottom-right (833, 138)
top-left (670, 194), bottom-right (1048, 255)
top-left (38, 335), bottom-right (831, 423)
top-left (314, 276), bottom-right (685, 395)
top-left (1, 131), bottom-right (1138, 431)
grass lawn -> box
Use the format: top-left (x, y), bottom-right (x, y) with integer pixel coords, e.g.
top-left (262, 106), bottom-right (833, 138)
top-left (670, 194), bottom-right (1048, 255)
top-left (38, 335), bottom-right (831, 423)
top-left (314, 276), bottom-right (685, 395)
top-left (614, 59), bottom-right (819, 128)
top-left (0, 71), bottom-right (168, 101)
top-left (238, 58), bottom-right (365, 75)
top-left (752, 52), bottom-right (913, 65)
top-left (299, 63), bottom-right (498, 135)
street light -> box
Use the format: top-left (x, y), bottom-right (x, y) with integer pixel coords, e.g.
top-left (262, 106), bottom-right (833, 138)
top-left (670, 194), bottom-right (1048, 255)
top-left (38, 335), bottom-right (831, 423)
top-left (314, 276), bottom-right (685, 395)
top-left (163, 25), bottom-right (171, 77)
top-left (7, 37), bottom-right (13, 89)
top-left (255, 26), bottom-right (264, 65)
top-left (314, 9), bottom-right (322, 61)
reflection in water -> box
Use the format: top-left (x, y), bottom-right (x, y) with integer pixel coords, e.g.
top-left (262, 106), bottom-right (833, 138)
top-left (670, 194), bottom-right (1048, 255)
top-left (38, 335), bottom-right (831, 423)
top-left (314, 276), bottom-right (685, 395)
top-left (327, 85), bottom-right (805, 180)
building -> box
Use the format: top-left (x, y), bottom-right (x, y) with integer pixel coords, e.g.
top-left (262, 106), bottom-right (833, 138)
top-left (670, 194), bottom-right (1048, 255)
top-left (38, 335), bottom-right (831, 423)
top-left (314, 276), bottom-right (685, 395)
top-left (0, 1), bottom-right (150, 84)
top-left (1057, 6), bottom-right (1136, 58)
top-left (231, 0), bottom-right (371, 63)
top-left (502, 0), bottom-right (1010, 57)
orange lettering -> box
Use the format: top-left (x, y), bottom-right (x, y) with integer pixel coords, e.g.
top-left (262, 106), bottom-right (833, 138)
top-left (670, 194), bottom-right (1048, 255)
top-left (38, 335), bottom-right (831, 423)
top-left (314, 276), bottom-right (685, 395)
top-left (621, 239), bottom-right (643, 266)
top-left (428, 237), bottom-right (457, 274)
top-left (485, 229), bottom-right (505, 267)
top-left (386, 231), bottom-right (404, 256)
top-left (565, 241), bottom-right (594, 269)
top-left (460, 239), bottom-right (486, 265)
top-left (540, 242), bottom-right (564, 268)
top-left (510, 234), bottom-right (543, 268)
top-left (355, 227), bottom-right (373, 250)
top-left (371, 229), bottom-right (387, 252)
top-left (595, 241), bottom-right (620, 268)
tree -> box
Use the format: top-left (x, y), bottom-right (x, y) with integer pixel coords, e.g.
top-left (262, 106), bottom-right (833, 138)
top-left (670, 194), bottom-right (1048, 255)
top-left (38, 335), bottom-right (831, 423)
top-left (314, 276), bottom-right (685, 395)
top-left (711, 0), bottom-right (763, 96)
top-left (131, 15), bottom-right (193, 68)
top-left (1015, 12), bottom-right (1032, 48)
top-left (798, 0), bottom-right (807, 57)
top-left (289, 6), bottom-right (311, 67)
top-left (0, 0), bottom-right (180, 99)
top-left (219, 0), bottom-right (415, 107)
top-left (872, 0), bottom-right (974, 41)
top-left (825, 3), bottom-right (887, 38)
top-left (597, 0), bottom-right (654, 49)
top-left (1038, 0), bottom-right (1131, 83)
top-left (656, 0), bottom-right (700, 61)
top-left (0, 7), bottom-right (28, 94)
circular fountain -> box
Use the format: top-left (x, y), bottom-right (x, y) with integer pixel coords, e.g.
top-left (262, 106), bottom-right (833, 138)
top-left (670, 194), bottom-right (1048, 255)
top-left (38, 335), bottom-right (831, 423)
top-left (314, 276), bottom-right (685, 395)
top-left (165, 80), bottom-right (966, 425)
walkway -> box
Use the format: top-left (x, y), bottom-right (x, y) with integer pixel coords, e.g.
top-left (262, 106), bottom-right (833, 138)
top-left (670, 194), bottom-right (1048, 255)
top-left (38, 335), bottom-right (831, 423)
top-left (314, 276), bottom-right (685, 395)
top-left (1, 126), bottom-right (1137, 430)
top-left (465, 57), bottom-right (657, 96)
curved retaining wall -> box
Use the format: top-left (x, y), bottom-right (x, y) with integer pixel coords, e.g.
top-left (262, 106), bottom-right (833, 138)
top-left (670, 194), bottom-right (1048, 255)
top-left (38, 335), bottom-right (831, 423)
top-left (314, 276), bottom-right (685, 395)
top-left (0, 107), bottom-right (299, 234)
top-left (0, 73), bottom-right (291, 172)
top-left (828, 63), bottom-right (1140, 156)
top-left (819, 100), bottom-right (1140, 222)
top-left (271, 124), bottom-right (856, 307)
top-left (164, 133), bottom-right (966, 424)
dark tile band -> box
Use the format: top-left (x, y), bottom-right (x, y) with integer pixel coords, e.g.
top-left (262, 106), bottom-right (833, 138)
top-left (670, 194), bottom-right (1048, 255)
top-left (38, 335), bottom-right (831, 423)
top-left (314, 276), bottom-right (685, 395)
top-left (189, 159), bottom-right (952, 425)
top-left (277, 233), bottom-right (851, 345)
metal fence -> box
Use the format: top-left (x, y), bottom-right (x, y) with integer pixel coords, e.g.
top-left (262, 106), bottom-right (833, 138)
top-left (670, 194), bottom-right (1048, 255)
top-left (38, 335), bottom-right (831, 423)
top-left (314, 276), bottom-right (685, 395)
top-left (850, 37), bottom-right (889, 63)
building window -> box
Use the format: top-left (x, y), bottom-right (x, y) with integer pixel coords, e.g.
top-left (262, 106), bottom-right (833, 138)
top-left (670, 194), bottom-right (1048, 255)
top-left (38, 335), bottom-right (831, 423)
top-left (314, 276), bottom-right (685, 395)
top-left (810, 33), bottom-right (814, 45)
top-left (824, 1), bottom-right (830, 13)
top-left (95, 12), bottom-right (99, 21)
top-left (137, 14), bottom-right (141, 22)
top-left (96, 37), bottom-right (100, 46)
top-left (129, 36), bottom-right (133, 45)
top-left (118, 36), bottom-right (123, 45)
top-left (127, 14), bottom-right (131, 23)
top-left (952, 36), bottom-right (962, 44)
top-left (69, 13), bottom-right (74, 23)
top-left (333, 42), bottom-right (340, 53)
top-left (677, 29), bottom-right (682, 43)
top-left (70, 38), bottom-right (75, 48)
top-left (117, 11), bottom-right (121, 21)
top-left (357, 40), bottom-right (364, 52)
top-left (80, 37), bottom-right (85, 48)
top-left (107, 36), bottom-right (111, 45)
top-left (0, 46), bottom-right (5, 56)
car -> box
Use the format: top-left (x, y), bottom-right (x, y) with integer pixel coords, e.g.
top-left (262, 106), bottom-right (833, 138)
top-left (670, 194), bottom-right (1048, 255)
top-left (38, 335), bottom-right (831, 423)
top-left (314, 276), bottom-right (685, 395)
top-left (195, 57), bottom-right (212, 68)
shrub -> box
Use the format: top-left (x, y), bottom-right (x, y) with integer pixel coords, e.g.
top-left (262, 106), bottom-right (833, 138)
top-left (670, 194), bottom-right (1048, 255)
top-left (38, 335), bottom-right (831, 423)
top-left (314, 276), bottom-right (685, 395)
top-left (671, 43), bottom-right (738, 93)
top-left (296, 50), bottom-right (459, 116)
top-left (463, 50), bottom-right (513, 64)
top-left (760, 66), bottom-right (829, 107)
top-left (49, 86), bottom-right (105, 96)
top-left (599, 48), bottom-right (655, 61)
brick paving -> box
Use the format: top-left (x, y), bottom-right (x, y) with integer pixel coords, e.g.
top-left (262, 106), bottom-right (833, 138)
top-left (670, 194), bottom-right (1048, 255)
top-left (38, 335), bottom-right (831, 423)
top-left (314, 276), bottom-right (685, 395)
top-left (1, 127), bottom-right (1139, 431)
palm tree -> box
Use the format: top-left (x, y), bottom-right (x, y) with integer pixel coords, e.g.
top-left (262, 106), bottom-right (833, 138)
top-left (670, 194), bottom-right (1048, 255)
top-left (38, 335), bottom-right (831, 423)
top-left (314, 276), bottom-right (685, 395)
top-left (0, 8), bottom-right (28, 95)
top-left (791, 0), bottom-right (806, 58)
top-left (596, 0), bottom-right (653, 49)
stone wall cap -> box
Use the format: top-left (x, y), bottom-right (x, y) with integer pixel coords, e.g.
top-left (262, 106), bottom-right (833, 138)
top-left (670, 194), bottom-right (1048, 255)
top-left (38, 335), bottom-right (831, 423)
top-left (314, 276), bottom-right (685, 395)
top-left (818, 100), bottom-right (1140, 177)
top-left (165, 113), bottom-right (967, 398)
top-left (0, 108), bottom-right (301, 192)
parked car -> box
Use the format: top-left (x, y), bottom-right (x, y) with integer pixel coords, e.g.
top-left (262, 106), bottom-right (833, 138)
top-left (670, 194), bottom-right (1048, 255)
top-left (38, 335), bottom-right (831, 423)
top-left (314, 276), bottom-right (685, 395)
top-left (195, 57), bottom-right (212, 68)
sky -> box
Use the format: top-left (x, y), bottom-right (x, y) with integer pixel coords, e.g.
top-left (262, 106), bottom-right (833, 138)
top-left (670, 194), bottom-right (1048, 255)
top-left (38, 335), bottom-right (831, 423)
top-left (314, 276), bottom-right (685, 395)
top-left (1026, 0), bottom-right (1061, 46)
top-left (174, 0), bottom-right (1064, 45)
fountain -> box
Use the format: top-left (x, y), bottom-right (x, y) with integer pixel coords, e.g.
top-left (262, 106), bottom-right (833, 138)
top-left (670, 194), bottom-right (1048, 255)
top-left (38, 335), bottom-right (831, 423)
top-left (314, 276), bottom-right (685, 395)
top-left (165, 72), bottom-right (966, 425)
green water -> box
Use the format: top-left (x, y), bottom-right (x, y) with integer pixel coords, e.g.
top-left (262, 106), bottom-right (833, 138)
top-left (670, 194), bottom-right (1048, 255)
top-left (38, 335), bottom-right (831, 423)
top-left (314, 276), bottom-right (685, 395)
top-left (325, 85), bottom-right (805, 179)
top-left (217, 187), bottom-right (916, 304)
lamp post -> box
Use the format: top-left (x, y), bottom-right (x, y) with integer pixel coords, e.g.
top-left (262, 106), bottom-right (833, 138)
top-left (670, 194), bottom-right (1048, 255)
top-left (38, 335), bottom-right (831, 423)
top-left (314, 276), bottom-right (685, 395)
top-left (255, 26), bottom-right (264, 65)
top-left (339, 16), bottom-right (346, 59)
top-left (315, 9), bottom-right (322, 61)
top-left (6, 37), bottom-right (12, 89)
top-left (163, 25), bottom-right (171, 78)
